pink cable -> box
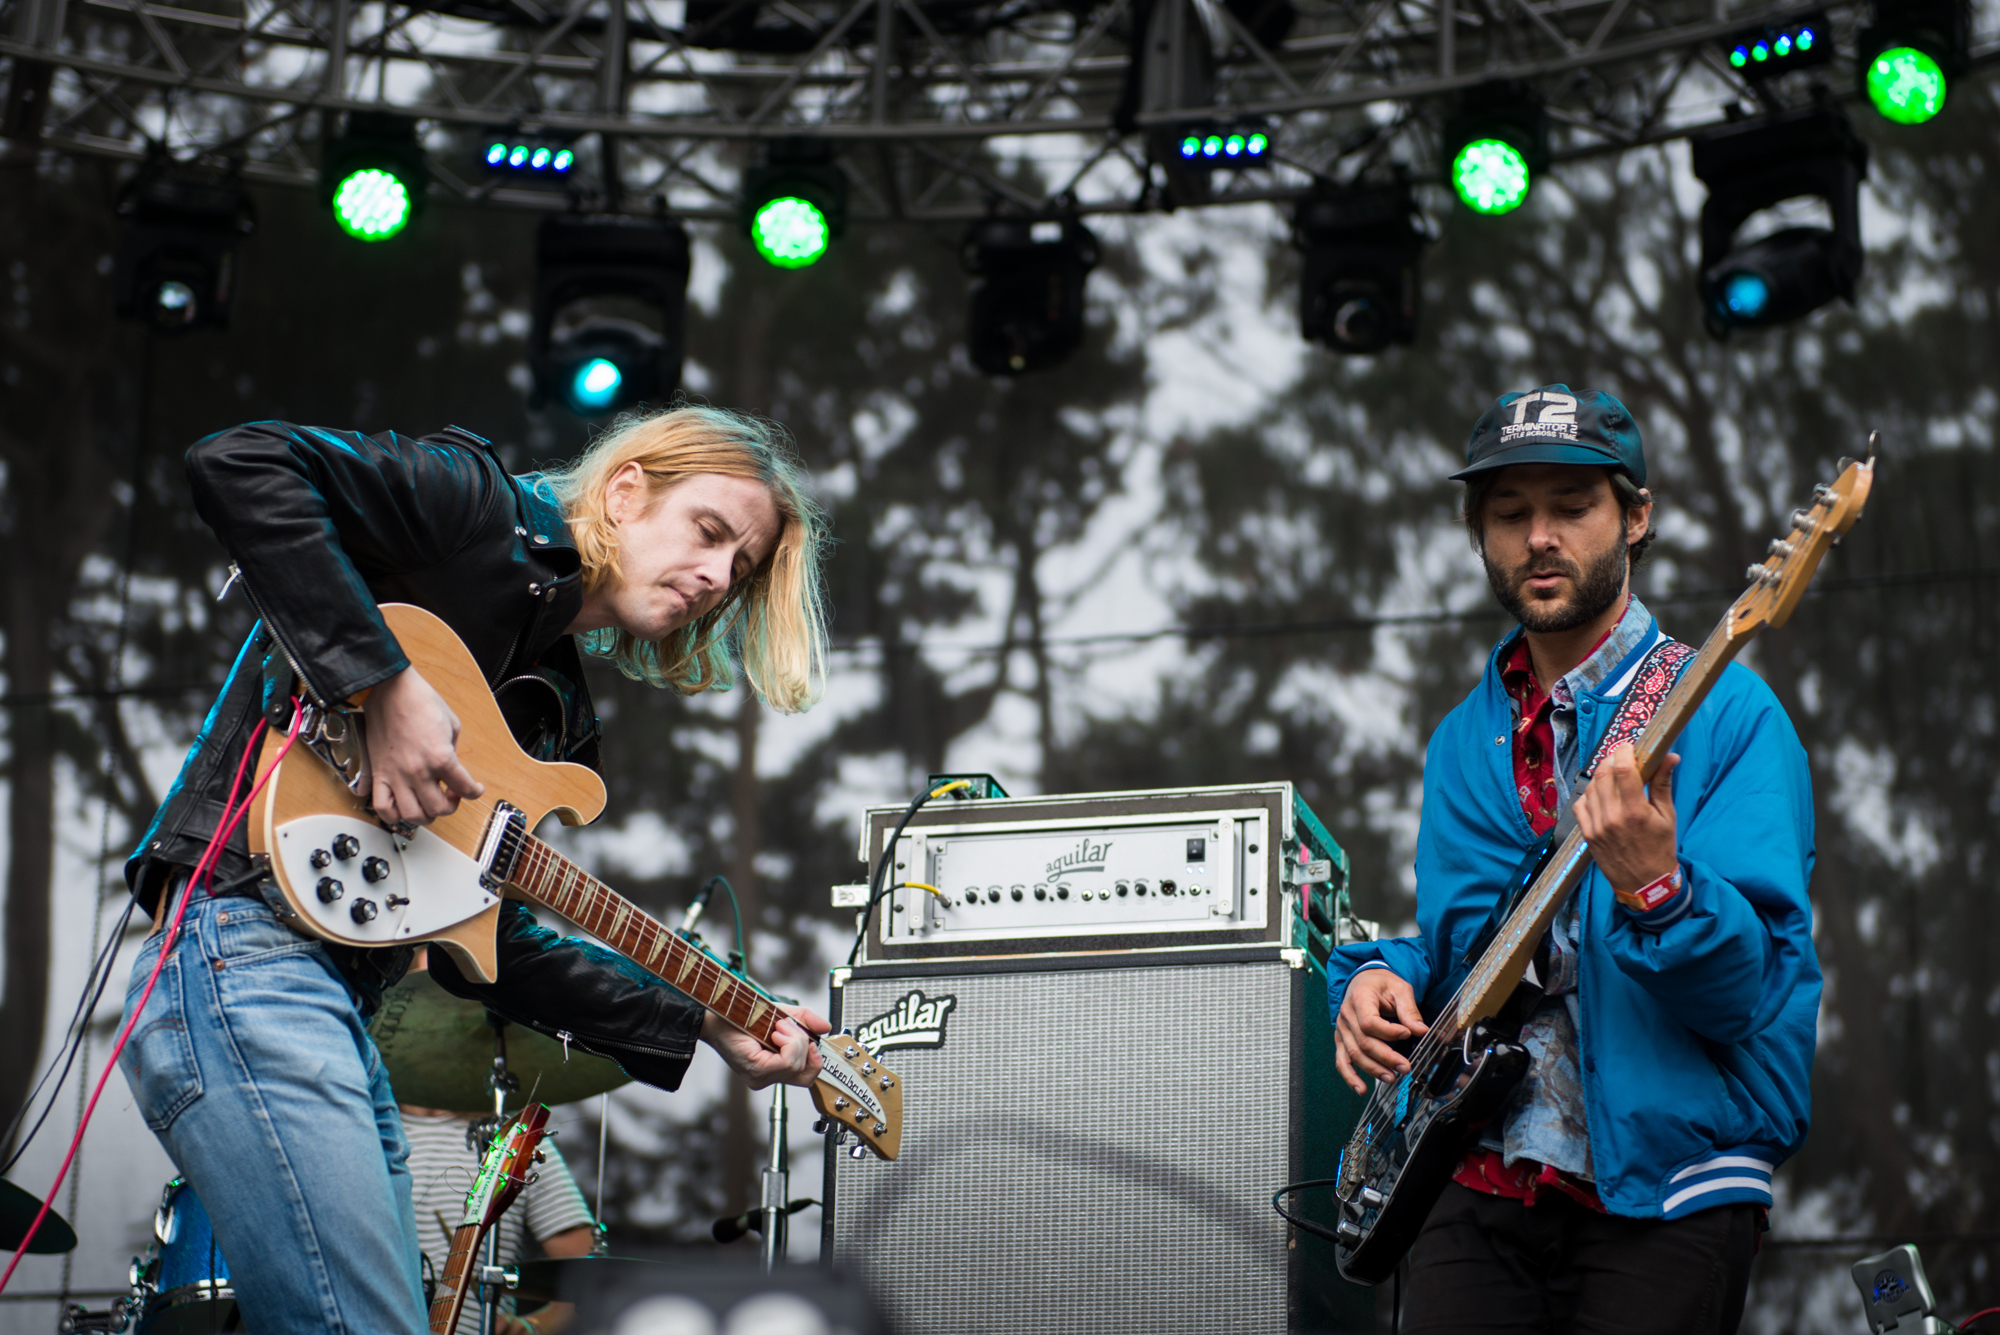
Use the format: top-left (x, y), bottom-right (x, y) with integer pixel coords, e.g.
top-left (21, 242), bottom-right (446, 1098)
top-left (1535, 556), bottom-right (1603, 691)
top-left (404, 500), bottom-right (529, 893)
top-left (0, 702), bottom-right (303, 1292)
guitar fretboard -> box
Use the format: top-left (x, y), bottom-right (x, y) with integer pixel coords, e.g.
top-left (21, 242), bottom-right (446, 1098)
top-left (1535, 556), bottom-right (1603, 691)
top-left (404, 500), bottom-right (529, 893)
top-left (427, 1223), bottom-right (481, 1335)
top-left (507, 835), bottom-right (783, 1046)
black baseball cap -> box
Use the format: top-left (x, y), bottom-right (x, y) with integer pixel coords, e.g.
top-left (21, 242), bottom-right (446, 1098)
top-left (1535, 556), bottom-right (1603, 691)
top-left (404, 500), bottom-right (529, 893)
top-left (1451, 384), bottom-right (1646, 487)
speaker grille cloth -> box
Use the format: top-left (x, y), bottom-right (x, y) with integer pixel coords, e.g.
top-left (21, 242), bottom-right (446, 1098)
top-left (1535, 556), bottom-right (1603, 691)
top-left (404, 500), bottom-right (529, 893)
top-left (831, 962), bottom-right (1293, 1334)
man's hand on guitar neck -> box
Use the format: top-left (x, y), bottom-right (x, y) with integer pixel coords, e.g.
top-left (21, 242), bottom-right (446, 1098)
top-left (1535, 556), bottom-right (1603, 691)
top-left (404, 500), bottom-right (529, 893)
top-left (701, 1005), bottom-right (831, 1089)
top-left (1573, 742), bottom-right (1681, 903)
top-left (1335, 969), bottom-right (1430, 1096)
top-left (362, 666), bottom-right (485, 826)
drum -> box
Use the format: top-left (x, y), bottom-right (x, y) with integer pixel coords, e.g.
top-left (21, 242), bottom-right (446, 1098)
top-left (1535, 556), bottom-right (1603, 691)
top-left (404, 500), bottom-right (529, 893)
top-left (138, 1179), bottom-right (244, 1335)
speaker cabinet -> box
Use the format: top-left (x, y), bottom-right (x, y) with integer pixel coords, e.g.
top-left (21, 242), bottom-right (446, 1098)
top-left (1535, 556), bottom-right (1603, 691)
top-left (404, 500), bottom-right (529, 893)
top-left (823, 950), bottom-right (1373, 1333)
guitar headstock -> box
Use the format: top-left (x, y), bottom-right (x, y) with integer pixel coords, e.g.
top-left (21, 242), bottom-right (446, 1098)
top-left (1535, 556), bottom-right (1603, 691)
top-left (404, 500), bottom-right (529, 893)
top-left (1725, 441), bottom-right (1876, 646)
top-left (459, 1103), bottom-right (552, 1229)
top-left (810, 1035), bottom-right (904, 1161)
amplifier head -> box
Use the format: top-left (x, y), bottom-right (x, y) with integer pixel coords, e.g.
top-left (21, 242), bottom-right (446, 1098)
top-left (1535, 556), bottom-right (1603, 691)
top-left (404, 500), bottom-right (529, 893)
top-left (841, 782), bottom-right (1353, 966)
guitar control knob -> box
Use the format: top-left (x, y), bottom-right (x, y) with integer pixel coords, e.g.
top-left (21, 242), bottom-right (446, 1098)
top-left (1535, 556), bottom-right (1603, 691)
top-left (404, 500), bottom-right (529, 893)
top-left (1359, 1187), bottom-right (1387, 1210)
top-left (362, 857), bottom-right (391, 883)
top-left (316, 877), bottom-right (344, 904)
top-left (1033, 886), bottom-right (1047, 901)
top-left (1056, 886), bottom-right (1069, 900)
top-left (330, 834), bottom-right (360, 860)
top-left (1011, 886), bottom-right (1024, 901)
top-left (1336, 1220), bottom-right (1363, 1246)
top-left (349, 898), bottom-right (378, 924)
top-left (309, 848), bottom-right (331, 870)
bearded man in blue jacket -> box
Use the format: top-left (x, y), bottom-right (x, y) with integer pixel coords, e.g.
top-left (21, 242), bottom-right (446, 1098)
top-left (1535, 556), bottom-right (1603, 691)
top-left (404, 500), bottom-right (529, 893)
top-left (1329, 386), bottom-right (1818, 1334)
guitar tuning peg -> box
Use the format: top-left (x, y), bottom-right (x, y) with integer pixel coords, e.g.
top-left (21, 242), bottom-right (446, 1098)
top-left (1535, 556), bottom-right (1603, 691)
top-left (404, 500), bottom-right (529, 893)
top-left (812, 1118), bottom-right (830, 1134)
top-left (1767, 538), bottom-right (1794, 559)
top-left (848, 1142), bottom-right (869, 1160)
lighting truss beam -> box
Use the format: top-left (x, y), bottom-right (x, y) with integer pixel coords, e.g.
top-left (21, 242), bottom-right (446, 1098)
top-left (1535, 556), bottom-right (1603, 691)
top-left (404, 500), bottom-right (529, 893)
top-left (2, 0), bottom-right (1994, 224)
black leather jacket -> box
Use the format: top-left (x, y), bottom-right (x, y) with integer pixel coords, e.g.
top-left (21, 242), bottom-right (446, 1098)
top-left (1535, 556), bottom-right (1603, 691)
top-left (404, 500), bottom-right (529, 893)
top-left (126, 422), bottom-right (705, 1091)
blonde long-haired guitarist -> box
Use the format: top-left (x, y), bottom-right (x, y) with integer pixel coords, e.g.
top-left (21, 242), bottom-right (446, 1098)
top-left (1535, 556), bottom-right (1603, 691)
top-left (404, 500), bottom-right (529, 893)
top-left (118, 408), bottom-right (832, 1334)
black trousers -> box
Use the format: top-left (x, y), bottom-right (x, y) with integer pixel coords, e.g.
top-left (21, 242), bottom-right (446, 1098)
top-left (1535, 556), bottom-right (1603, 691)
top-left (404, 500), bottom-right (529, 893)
top-left (1399, 1183), bottom-right (1760, 1335)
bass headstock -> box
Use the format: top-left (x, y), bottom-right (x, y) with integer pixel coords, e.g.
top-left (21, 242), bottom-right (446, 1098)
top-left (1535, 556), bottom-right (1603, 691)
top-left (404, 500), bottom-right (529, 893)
top-left (810, 1034), bottom-right (904, 1161)
top-left (459, 1102), bottom-right (552, 1229)
top-left (1725, 438), bottom-right (1877, 646)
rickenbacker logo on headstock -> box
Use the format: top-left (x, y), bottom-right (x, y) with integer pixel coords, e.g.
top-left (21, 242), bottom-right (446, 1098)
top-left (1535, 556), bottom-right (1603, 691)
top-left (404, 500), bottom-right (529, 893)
top-left (857, 989), bottom-right (957, 1054)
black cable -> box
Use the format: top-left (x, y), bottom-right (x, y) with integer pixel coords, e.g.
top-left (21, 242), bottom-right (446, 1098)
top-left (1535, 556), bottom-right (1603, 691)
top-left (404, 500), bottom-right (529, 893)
top-left (846, 780), bottom-right (969, 968)
top-left (1, 895), bottom-right (138, 1173)
top-left (1270, 1178), bottom-right (1347, 1246)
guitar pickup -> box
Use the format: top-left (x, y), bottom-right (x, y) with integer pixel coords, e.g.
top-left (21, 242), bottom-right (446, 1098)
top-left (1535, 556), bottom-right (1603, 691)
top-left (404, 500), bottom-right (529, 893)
top-left (475, 802), bottom-right (528, 889)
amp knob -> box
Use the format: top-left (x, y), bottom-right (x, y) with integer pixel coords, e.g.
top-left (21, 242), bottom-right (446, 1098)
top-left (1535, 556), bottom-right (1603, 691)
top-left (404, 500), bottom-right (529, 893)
top-left (349, 899), bottom-right (378, 924)
top-left (330, 833), bottom-right (360, 860)
top-left (315, 877), bottom-right (344, 904)
top-left (362, 857), bottom-right (391, 883)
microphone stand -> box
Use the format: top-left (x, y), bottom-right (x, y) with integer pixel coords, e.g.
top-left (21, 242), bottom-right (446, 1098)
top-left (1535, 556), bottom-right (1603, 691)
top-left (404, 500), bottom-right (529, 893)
top-left (762, 1084), bottom-right (788, 1271)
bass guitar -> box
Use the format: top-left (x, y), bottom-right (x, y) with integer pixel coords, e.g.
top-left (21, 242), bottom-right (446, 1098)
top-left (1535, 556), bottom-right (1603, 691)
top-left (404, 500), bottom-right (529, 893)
top-left (1325, 448), bottom-right (1875, 1284)
top-left (428, 1103), bottom-right (550, 1335)
top-left (244, 603), bottom-right (902, 1161)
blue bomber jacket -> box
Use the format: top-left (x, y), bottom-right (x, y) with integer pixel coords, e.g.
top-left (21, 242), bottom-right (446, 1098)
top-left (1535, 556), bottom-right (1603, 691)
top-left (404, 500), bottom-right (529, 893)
top-left (1327, 614), bottom-right (1820, 1220)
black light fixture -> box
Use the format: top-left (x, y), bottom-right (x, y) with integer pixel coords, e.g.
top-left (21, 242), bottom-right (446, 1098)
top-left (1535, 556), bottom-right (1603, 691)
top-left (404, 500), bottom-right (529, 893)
top-left (961, 216), bottom-right (1100, 375)
top-left (741, 138), bottom-right (848, 269)
top-left (1691, 104), bottom-right (1867, 339)
top-left (529, 213), bottom-right (691, 417)
top-left (1295, 182), bottom-right (1423, 355)
top-left (1169, 119), bottom-right (1275, 171)
top-left (320, 111), bottom-right (428, 242)
top-left (112, 162), bottom-right (256, 333)
top-left (1441, 80), bottom-right (1548, 216)
top-left (1857, 0), bottom-right (1968, 124)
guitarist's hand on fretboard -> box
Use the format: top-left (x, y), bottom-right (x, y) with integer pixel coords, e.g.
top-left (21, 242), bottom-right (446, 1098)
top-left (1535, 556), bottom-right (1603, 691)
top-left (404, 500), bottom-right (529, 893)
top-left (701, 1003), bottom-right (830, 1089)
top-left (1572, 744), bottom-right (1681, 901)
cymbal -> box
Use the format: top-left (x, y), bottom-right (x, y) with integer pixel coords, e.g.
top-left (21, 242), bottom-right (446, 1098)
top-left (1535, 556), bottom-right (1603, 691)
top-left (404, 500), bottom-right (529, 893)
top-left (369, 968), bottom-right (630, 1112)
top-left (0, 1178), bottom-right (77, 1254)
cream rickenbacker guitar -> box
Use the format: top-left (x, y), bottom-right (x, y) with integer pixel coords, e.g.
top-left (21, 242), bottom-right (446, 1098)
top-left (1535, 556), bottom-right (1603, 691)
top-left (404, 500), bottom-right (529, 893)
top-left (428, 1103), bottom-right (550, 1335)
top-left (1324, 449), bottom-right (1875, 1284)
top-left (244, 603), bottom-right (903, 1161)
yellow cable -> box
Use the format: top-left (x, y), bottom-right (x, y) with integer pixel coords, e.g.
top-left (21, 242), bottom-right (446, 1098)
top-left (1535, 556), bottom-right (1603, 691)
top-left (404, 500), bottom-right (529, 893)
top-left (898, 881), bottom-right (949, 903)
top-left (927, 779), bottom-right (973, 800)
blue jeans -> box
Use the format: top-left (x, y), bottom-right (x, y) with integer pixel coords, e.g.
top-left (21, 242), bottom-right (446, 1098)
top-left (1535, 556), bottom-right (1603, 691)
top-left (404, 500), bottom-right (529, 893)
top-left (118, 887), bottom-right (428, 1334)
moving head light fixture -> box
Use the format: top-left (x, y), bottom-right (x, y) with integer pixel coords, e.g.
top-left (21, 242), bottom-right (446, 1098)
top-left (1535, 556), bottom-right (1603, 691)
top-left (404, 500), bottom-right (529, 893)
top-left (112, 161), bottom-right (256, 333)
top-left (530, 213), bottom-right (691, 417)
top-left (1441, 81), bottom-right (1548, 216)
top-left (961, 215), bottom-right (1100, 375)
top-left (1858, 0), bottom-right (1968, 124)
top-left (320, 112), bottom-right (427, 241)
top-left (1691, 104), bottom-right (1867, 339)
top-left (741, 139), bottom-right (848, 270)
top-left (1295, 181), bottom-right (1423, 355)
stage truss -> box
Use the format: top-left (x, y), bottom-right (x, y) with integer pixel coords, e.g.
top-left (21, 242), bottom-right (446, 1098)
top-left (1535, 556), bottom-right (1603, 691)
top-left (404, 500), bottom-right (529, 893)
top-left (0, 0), bottom-right (1992, 222)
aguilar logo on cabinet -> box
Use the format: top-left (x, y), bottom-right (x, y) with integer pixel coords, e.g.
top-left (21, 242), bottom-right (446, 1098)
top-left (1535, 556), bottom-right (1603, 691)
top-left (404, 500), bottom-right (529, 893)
top-left (856, 989), bottom-right (958, 1054)
top-left (1044, 838), bottom-right (1113, 880)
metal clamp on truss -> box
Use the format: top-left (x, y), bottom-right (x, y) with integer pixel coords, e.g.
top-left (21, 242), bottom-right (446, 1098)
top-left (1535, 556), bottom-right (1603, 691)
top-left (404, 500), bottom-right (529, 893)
top-left (1282, 858), bottom-right (1334, 886)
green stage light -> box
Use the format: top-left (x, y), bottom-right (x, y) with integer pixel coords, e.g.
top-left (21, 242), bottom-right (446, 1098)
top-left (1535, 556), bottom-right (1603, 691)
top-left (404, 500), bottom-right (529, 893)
top-left (1452, 139), bottom-right (1531, 214)
top-left (1866, 46), bottom-right (1947, 123)
top-left (331, 168), bottom-right (412, 240)
top-left (750, 195), bottom-right (830, 268)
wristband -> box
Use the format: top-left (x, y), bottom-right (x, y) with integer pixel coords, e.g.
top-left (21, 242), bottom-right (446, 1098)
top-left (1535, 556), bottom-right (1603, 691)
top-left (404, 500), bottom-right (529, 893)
top-left (1617, 867), bottom-right (1682, 913)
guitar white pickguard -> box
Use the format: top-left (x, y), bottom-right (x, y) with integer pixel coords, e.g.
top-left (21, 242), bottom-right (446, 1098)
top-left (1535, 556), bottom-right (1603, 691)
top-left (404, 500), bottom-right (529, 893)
top-left (273, 815), bottom-right (497, 946)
